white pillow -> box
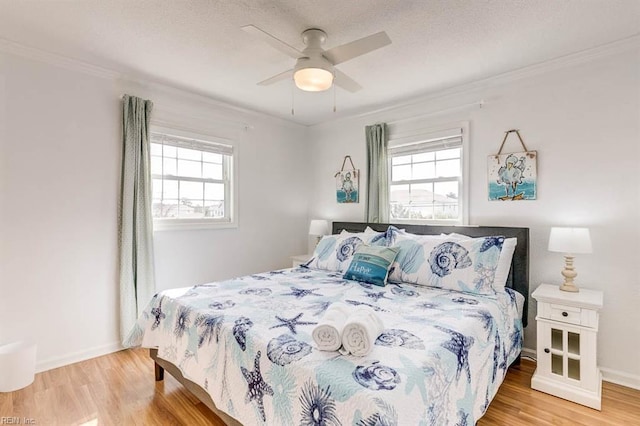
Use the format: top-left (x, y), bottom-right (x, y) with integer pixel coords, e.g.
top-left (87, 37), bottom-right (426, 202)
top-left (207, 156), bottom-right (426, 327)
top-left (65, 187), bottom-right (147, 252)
top-left (493, 238), bottom-right (517, 289)
top-left (340, 226), bottom-right (382, 235)
top-left (441, 233), bottom-right (517, 289)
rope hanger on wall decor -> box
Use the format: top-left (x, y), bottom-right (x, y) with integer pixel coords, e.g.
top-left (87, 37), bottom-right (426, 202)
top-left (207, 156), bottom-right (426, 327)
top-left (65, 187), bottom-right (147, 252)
top-left (493, 129), bottom-right (535, 161)
top-left (333, 155), bottom-right (357, 178)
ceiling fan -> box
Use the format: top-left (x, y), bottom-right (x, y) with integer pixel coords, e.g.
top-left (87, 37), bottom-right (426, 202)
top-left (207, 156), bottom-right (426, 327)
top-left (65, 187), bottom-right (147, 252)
top-left (241, 25), bottom-right (392, 93)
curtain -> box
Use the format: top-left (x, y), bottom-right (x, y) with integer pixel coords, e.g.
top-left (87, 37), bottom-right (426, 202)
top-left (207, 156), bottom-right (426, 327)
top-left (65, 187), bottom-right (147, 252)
top-left (365, 123), bottom-right (389, 223)
top-left (119, 94), bottom-right (155, 341)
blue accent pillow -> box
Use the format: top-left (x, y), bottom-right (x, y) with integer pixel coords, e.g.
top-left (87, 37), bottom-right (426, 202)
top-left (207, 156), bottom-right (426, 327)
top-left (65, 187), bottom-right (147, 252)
top-left (344, 245), bottom-right (400, 287)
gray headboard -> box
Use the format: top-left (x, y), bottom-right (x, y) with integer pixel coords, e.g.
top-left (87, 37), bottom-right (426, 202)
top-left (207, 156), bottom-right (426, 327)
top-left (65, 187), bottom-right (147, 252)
top-left (332, 221), bottom-right (530, 328)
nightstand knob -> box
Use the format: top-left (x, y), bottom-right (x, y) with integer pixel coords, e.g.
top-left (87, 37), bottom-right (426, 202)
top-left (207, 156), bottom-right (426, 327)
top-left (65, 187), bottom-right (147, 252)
top-left (562, 311), bottom-right (568, 317)
top-left (544, 348), bottom-right (550, 354)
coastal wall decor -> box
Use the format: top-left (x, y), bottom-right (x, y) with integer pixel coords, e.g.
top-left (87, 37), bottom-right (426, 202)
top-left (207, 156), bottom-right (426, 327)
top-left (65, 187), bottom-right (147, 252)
top-left (488, 129), bottom-right (537, 201)
top-left (335, 155), bottom-right (359, 203)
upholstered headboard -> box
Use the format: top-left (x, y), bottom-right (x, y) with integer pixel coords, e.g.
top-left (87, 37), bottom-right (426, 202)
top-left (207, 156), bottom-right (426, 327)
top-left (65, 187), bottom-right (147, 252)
top-left (332, 222), bottom-right (530, 328)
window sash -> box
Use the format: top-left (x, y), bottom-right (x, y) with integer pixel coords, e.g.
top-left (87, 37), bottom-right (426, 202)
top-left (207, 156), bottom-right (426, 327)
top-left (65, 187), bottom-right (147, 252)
top-left (151, 134), bottom-right (233, 222)
top-left (391, 176), bottom-right (461, 185)
top-left (388, 128), bottom-right (463, 222)
top-left (151, 174), bottom-right (226, 185)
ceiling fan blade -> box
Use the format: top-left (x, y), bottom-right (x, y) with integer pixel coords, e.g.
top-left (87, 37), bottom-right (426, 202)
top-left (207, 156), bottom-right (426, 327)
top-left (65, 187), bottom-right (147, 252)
top-left (324, 31), bottom-right (391, 65)
top-left (241, 25), bottom-right (302, 59)
top-left (257, 69), bottom-right (293, 86)
top-left (334, 69), bottom-right (362, 93)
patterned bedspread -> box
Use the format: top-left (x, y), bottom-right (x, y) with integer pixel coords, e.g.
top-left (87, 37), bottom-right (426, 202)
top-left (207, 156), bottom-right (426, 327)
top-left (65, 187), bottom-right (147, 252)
top-left (125, 267), bottom-right (523, 425)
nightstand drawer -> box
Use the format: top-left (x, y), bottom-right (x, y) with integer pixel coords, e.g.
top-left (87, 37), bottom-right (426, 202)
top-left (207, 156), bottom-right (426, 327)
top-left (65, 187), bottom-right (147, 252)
top-left (547, 304), bottom-right (582, 325)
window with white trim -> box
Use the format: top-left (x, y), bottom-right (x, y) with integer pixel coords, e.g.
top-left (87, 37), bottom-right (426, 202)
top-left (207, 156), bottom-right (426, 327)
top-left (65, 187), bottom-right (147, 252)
top-left (150, 131), bottom-right (236, 229)
top-left (388, 126), bottom-right (466, 223)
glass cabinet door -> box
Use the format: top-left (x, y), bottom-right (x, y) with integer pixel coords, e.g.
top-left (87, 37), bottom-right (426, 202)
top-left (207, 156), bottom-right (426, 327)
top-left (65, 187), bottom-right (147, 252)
top-left (545, 325), bottom-right (581, 382)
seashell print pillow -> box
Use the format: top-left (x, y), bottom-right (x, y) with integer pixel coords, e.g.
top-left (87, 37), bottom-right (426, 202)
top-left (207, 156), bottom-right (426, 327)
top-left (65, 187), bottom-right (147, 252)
top-left (441, 233), bottom-right (517, 290)
top-left (387, 232), bottom-right (505, 295)
top-left (305, 232), bottom-right (385, 273)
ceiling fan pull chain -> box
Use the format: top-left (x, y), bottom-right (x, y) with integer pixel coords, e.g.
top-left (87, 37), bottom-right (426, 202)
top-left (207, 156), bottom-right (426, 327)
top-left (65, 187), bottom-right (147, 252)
top-left (291, 79), bottom-right (295, 116)
top-left (333, 81), bottom-right (337, 113)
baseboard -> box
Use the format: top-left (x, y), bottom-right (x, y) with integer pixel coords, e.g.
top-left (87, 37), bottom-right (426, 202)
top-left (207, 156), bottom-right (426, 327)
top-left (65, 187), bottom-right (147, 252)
top-left (600, 367), bottom-right (640, 391)
top-left (521, 346), bottom-right (537, 360)
top-left (35, 341), bottom-right (123, 373)
top-left (521, 346), bottom-right (640, 390)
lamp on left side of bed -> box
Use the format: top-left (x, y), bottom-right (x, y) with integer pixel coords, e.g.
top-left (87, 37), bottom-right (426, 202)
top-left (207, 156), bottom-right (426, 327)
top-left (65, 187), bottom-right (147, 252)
top-left (309, 219), bottom-right (330, 246)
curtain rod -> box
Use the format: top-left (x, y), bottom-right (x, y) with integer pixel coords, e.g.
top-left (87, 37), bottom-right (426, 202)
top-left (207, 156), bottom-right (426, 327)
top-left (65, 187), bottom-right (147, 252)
top-left (387, 100), bottom-right (485, 126)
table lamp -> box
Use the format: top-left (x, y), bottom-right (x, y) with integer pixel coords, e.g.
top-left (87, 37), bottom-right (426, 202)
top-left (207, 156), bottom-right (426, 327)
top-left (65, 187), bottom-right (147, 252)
top-left (309, 219), bottom-right (330, 246)
top-left (548, 227), bottom-right (592, 292)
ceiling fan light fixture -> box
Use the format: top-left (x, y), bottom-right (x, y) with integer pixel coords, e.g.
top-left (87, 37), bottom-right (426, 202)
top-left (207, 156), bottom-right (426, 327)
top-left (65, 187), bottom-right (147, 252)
top-left (294, 67), bottom-right (334, 92)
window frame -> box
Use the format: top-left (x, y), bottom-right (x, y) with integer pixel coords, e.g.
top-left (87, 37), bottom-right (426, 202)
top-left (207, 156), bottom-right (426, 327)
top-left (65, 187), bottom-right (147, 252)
top-left (387, 121), bottom-right (469, 225)
top-left (150, 125), bottom-right (238, 231)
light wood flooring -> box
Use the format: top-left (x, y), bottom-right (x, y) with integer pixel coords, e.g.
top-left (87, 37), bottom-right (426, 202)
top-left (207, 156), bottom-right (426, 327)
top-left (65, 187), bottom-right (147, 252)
top-left (1, 349), bottom-right (638, 425)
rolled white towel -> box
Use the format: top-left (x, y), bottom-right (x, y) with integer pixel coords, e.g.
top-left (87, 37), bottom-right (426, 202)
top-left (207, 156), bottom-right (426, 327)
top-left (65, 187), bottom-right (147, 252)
top-left (341, 307), bottom-right (384, 356)
top-left (312, 304), bottom-right (350, 351)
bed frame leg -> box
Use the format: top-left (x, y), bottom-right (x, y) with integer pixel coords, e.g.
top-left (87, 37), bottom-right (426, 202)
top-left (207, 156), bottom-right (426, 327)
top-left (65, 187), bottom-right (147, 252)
top-left (511, 354), bottom-right (522, 368)
top-left (155, 362), bottom-right (165, 381)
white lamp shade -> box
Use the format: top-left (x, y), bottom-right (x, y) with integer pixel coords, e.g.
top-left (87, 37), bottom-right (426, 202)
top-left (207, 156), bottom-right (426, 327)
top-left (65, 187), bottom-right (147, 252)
top-left (309, 219), bottom-right (330, 236)
top-left (548, 227), bottom-right (592, 254)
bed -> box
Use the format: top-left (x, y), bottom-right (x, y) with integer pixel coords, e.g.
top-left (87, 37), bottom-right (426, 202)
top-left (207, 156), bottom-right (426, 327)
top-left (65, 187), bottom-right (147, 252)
top-left (126, 222), bottom-right (529, 425)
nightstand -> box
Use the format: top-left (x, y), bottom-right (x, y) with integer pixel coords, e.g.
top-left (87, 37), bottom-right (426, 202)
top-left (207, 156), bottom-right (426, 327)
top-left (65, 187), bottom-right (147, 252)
top-left (291, 254), bottom-right (311, 268)
top-left (531, 284), bottom-right (603, 410)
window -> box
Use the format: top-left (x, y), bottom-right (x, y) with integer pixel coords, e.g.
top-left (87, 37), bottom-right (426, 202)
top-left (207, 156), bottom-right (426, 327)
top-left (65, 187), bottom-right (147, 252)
top-left (150, 130), bottom-right (236, 230)
top-left (388, 125), bottom-right (467, 224)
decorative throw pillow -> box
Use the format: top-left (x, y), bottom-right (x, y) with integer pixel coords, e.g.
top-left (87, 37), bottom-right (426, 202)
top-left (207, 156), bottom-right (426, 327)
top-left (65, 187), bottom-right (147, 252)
top-left (386, 233), bottom-right (450, 283)
top-left (388, 233), bottom-right (505, 295)
top-left (344, 245), bottom-right (400, 287)
top-left (442, 233), bottom-right (517, 290)
top-left (305, 232), bottom-right (384, 273)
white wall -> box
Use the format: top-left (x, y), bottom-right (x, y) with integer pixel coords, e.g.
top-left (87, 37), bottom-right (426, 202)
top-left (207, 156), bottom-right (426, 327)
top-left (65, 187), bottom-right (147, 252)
top-left (1, 39), bottom-right (638, 388)
top-left (307, 48), bottom-right (640, 386)
top-left (0, 52), bottom-right (310, 371)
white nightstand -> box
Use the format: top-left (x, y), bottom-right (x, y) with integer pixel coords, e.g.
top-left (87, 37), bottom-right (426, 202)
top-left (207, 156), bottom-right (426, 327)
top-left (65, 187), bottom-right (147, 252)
top-left (531, 284), bottom-right (603, 410)
top-left (291, 254), bottom-right (311, 268)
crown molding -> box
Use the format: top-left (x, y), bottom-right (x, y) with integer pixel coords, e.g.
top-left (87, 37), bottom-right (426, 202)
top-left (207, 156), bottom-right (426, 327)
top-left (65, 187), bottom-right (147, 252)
top-left (2, 33), bottom-right (637, 129)
top-left (0, 38), bottom-right (121, 79)
top-left (119, 76), bottom-right (306, 130)
top-left (316, 33), bottom-right (640, 127)
top-left (0, 37), bottom-right (306, 130)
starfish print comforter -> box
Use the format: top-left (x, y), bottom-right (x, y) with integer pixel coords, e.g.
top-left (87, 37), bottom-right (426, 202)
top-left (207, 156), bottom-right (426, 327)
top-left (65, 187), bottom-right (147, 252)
top-left (125, 267), bottom-right (523, 425)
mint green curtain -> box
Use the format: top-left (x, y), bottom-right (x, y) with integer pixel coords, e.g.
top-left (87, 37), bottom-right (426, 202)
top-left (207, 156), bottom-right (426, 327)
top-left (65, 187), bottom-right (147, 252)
top-left (365, 123), bottom-right (389, 223)
top-left (119, 94), bottom-right (155, 341)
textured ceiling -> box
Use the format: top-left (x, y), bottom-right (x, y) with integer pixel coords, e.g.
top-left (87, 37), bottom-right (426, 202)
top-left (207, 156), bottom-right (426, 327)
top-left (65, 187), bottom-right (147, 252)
top-left (0, 1), bottom-right (638, 125)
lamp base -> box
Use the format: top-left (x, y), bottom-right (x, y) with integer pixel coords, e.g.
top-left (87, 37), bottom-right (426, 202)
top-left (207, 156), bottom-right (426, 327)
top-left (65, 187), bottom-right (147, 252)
top-left (559, 282), bottom-right (580, 292)
top-left (559, 254), bottom-right (580, 292)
